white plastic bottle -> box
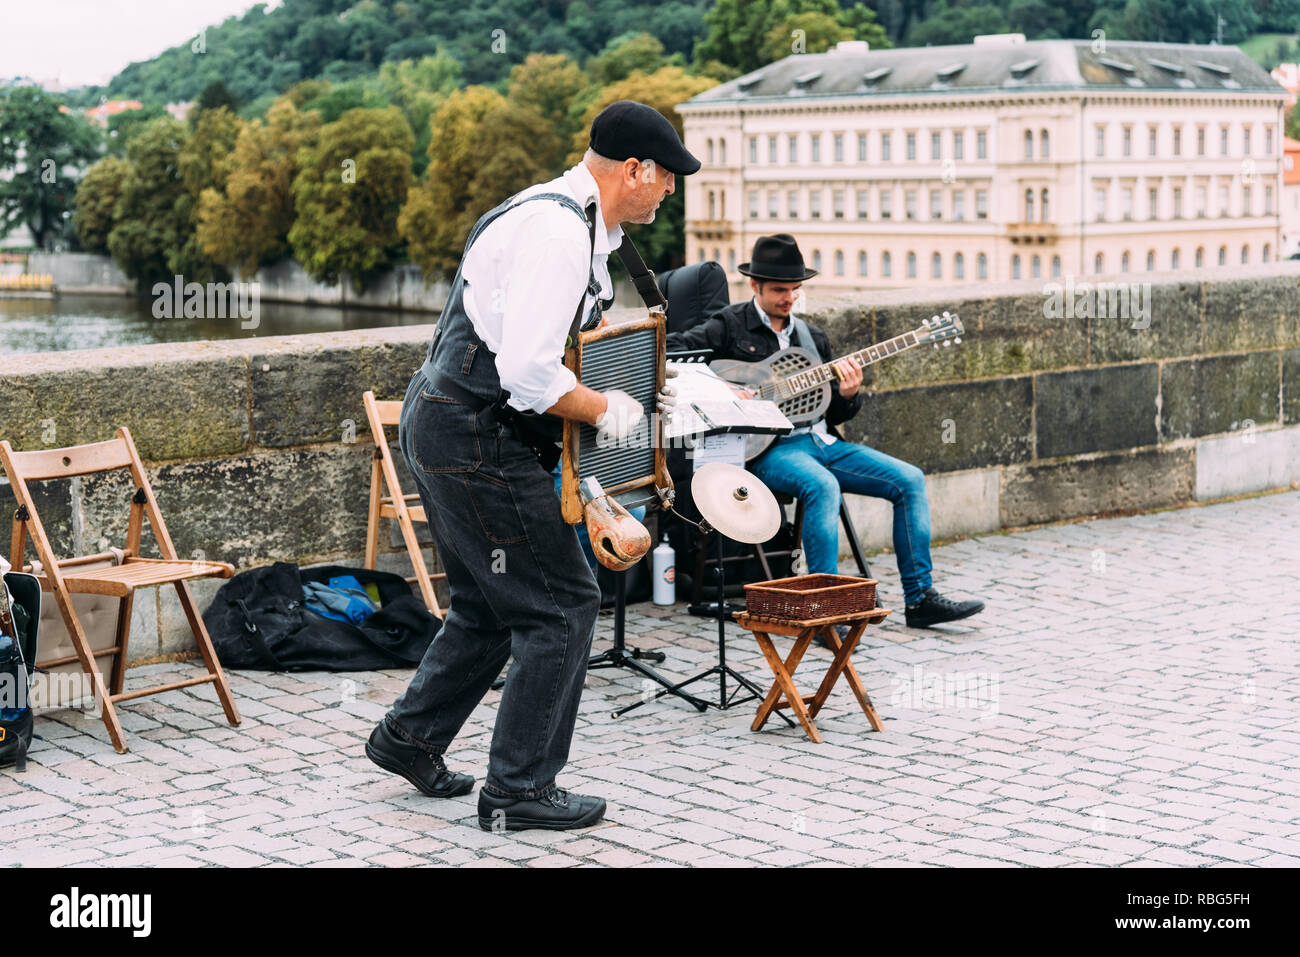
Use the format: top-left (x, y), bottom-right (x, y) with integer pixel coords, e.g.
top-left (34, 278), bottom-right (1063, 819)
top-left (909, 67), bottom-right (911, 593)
top-left (652, 537), bottom-right (676, 605)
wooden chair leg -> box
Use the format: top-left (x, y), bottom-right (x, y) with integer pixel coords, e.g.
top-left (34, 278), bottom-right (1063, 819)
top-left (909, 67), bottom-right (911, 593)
top-left (108, 592), bottom-right (134, 697)
top-left (396, 509), bottom-right (443, 618)
top-left (52, 589), bottom-right (126, 753)
top-left (364, 457), bottom-right (382, 570)
top-left (173, 581), bottom-right (241, 728)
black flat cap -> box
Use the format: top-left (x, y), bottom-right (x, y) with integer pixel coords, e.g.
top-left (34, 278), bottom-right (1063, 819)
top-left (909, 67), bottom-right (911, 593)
top-left (590, 100), bottom-right (701, 176)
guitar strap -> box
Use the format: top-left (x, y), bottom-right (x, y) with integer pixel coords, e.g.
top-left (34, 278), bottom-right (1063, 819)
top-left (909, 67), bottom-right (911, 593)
top-left (788, 315), bottom-right (814, 352)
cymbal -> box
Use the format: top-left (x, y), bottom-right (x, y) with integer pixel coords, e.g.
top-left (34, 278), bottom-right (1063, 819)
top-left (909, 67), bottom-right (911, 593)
top-left (692, 463), bottom-right (781, 544)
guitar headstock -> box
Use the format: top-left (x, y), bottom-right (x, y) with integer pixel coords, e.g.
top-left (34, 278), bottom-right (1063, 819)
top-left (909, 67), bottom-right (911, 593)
top-left (916, 310), bottom-right (964, 349)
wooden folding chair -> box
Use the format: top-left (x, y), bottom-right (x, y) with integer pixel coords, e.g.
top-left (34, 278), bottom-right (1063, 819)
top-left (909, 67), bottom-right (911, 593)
top-left (1, 427), bottom-right (241, 754)
top-left (362, 391), bottom-right (445, 618)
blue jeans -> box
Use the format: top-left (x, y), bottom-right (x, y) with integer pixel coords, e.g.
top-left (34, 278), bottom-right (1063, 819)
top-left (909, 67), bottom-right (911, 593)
top-left (386, 372), bottom-right (601, 798)
top-left (749, 432), bottom-right (934, 606)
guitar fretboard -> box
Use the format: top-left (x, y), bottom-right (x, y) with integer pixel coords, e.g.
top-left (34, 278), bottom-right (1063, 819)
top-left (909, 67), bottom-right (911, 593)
top-left (780, 330), bottom-right (920, 397)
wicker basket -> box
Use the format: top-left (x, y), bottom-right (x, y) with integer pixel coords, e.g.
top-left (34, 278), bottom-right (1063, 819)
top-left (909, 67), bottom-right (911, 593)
top-left (744, 574), bottom-right (877, 621)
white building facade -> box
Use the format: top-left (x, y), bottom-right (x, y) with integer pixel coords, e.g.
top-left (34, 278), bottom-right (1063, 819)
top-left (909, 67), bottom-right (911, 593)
top-left (676, 36), bottom-right (1287, 295)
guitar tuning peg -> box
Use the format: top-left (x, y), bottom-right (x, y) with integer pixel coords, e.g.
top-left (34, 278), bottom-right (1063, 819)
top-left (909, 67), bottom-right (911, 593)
top-left (933, 342), bottom-right (939, 349)
top-left (943, 340), bottom-right (951, 347)
top-left (954, 336), bottom-right (962, 344)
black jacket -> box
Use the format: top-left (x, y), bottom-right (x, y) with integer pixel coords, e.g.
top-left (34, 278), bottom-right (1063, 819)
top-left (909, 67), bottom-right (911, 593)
top-left (665, 299), bottom-right (862, 429)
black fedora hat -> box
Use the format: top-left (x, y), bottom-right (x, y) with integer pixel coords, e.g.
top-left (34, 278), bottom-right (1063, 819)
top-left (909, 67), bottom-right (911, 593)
top-left (738, 234), bottom-right (818, 281)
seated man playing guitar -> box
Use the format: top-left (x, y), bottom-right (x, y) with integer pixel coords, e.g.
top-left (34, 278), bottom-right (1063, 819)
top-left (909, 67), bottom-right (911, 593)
top-left (666, 234), bottom-right (984, 629)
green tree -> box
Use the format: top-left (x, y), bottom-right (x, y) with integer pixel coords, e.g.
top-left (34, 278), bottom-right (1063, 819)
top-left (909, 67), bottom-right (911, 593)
top-left (586, 33), bottom-right (670, 86)
top-left (507, 53), bottom-right (587, 151)
top-left (289, 106), bottom-right (414, 289)
top-left (0, 85), bottom-right (100, 250)
top-left (106, 116), bottom-right (191, 286)
top-left (198, 100), bottom-right (320, 275)
top-left (907, 2), bottom-right (1011, 46)
top-left (73, 156), bottom-right (130, 254)
top-left (172, 107), bottom-right (243, 280)
top-left (374, 53), bottom-right (463, 173)
top-left (400, 86), bottom-right (563, 278)
top-left (763, 12), bottom-right (853, 63)
top-left (105, 103), bottom-right (167, 157)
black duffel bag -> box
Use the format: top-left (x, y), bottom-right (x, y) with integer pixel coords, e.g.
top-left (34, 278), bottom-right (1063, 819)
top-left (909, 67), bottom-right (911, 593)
top-left (202, 563), bottom-right (440, 671)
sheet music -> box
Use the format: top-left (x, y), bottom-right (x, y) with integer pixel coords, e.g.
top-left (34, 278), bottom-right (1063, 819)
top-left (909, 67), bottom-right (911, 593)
top-left (664, 361), bottom-right (793, 440)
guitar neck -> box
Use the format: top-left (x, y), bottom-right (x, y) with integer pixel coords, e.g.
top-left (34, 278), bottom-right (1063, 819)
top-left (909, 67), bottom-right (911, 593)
top-left (781, 329), bottom-right (920, 395)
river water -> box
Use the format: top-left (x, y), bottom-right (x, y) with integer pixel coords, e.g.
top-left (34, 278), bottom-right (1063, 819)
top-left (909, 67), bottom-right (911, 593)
top-left (0, 293), bottom-right (433, 356)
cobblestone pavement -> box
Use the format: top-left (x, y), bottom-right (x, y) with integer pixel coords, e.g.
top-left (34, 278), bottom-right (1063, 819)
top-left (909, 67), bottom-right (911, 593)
top-left (4, 491), bottom-right (1299, 867)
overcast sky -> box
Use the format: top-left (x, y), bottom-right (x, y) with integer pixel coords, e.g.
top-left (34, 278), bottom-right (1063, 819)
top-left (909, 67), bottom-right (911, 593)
top-left (1, 0), bottom-right (274, 88)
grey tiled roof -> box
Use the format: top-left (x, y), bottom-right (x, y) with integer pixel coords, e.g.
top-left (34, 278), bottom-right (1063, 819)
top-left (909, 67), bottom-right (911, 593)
top-left (683, 39), bottom-right (1284, 106)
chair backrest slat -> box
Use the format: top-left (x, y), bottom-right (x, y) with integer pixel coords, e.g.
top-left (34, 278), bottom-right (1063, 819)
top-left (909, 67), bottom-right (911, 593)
top-left (365, 392), bottom-right (403, 430)
top-left (4, 438), bottom-right (133, 481)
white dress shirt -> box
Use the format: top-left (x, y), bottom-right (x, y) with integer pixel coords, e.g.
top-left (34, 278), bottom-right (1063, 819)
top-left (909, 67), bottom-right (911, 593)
top-left (460, 162), bottom-right (624, 413)
top-left (752, 297), bottom-right (837, 445)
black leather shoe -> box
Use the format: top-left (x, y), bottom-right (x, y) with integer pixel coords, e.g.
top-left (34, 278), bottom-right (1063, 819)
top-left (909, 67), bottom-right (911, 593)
top-left (366, 720), bottom-right (474, 798)
top-left (815, 624), bottom-right (856, 650)
top-left (905, 588), bottom-right (985, 628)
top-left (477, 786), bottom-right (606, 832)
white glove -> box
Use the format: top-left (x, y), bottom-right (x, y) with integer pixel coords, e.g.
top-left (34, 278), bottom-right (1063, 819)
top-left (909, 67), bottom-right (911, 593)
top-left (595, 389), bottom-right (644, 443)
top-left (657, 365), bottom-right (678, 419)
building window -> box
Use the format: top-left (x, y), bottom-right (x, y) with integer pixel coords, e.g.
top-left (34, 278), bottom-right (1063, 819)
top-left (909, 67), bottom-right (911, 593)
top-left (834, 133), bottom-right (844, 162)
top-left (1243, 185), bottom-right (1251, 215)
top-left (749, 137), bottom-right (757, 163)
top-left (858, 250), bottom-right (868, 276)
top-left (932, 131), bottom-right (942, 160)
top-left (857, 189), bottom-right (868, 219)
top-left (1197, 127), bottom-right (1205, 156)
top-left (728, 249), bottom-right (736, 272)
top-left (906, 132), bottom-right (916, 160)
top-left (931, 189), bottom-right (943, 219)
top-left (768, 135), bottom-right (777, 163)
top-left (768, 191), bottom-right (779, 218)
top-left (1025, 188), bottom-right (1034, 222)
top-left (1122, 126), bottom-right (1132, 157)
top-left (1218, 245), bottom-right (1227, 265)
top-left (954, 131), bottom-right (964, 160)
top-left (1266, 126), bottom-right (1275, 155)
top-left (857, 133), bottom-right (867, 162)
top-left (833, 189), bottom-right (845, 219)
top-left (1195, 247), bottom-right (1204, 268)
top-left (906, 251), bottom-right (917, 278)
top-left (1095, 252), bottom-right (1104, 274)
top-left (1096, 125), bottom-right (1105, 158)
top-left (719, 139), bottom-right (726, 164)
top-left (1051, 255), bottom-right (1061, 278)
top-left (1121, 250), bottom-right (1130, 272)
top-left (1011, 254), bottom-right (1021, 279)
top-left (1221, 126), bottom-right (1229, 156)
top-left (1171, 248), bottom-right (1180, 270)
top-left (707, 139), bottom-right (714, 165)
top-left (835, 249), bottom-right (844, 275)
top-left (1147, 250), bottom-right (1155, 271)
top-left (1244, 127), bottom-right (1251, 155)
top-left (1241, 244), bottom-right (1249, 265)
top-left (1149, 186), bottom-right (1159, 219)
top-left (1172, 186), bottom-right (1183, 218)
top-left (708, 191), bottom-right (716, 219)
top-left (1041, 188), bottom-right (1050, 222)
top-left (1264, 242), bottom-right (1271, 262)
top-left (788, 134), bottom-right (797, 163)
top-left (905, 189), bottom-right (917, 220)
top-left (812, 249), bottom-right (822, 271)
top-left (1024, 129), bottom-right (1033, 159)
top-left (1095, 186), bottom-right (1106, 221)
top-left (1122, 187), bottom-right (1133, 220)
top-left (882, 251), bottom-right (892, 277)
top-left (748, 191), bottom-right (758, 219)
top-left (977, 252), bottom-right (988, 279)
top-left (1040, 128), bottom-right (1049, 159)
top-left (1265, 184), bottom-right (1274, 214)
top-left (713, 247), bottom-right (720, 262)
top-left (931, 251), bottom-right (942, 278)
top-left (977, 130), bottom-right (987, 159)
top-left (880, 190), bottom-right (892, 219)
top-left (697, 248), bottom-right (705, 262)
top-left (953, 190), bottom-right (966, 220)
top-left (811, 134), bottom-right (821, 162)
top-left (1148, 125), bottom-right (1157, 156)
top-left (954, 252), bottom-right (964, 279)
top-left (1219, 184), bottom-right (1229, 216)
top-left (1196, 185), bottom-right (1206, 218)
top-left (882, 132), bottom-right (891, 161)
top-left (1031, 254), bottom-right (1041, 278)
top-left (975, 189), bottom-right (988, 219)
top-left (1173, 126), bottom-right (1181, 156)
top-left (810, 190), bottom-right (822, 219)
top-left (788, 189), bottom-right (799, 218)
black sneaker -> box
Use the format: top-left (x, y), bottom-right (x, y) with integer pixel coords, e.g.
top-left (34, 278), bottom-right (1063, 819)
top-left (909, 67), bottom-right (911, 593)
top-left (478, 785), bottom-right (606, 832)
top-left (905, 588), bottom-right (985, 628)
top-left (366, 719), bottom-right (474, 798)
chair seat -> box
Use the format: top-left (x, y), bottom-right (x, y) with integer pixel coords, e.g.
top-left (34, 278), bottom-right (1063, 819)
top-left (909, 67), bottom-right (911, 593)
top-left (57, 558), bottom-right (235, 597)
